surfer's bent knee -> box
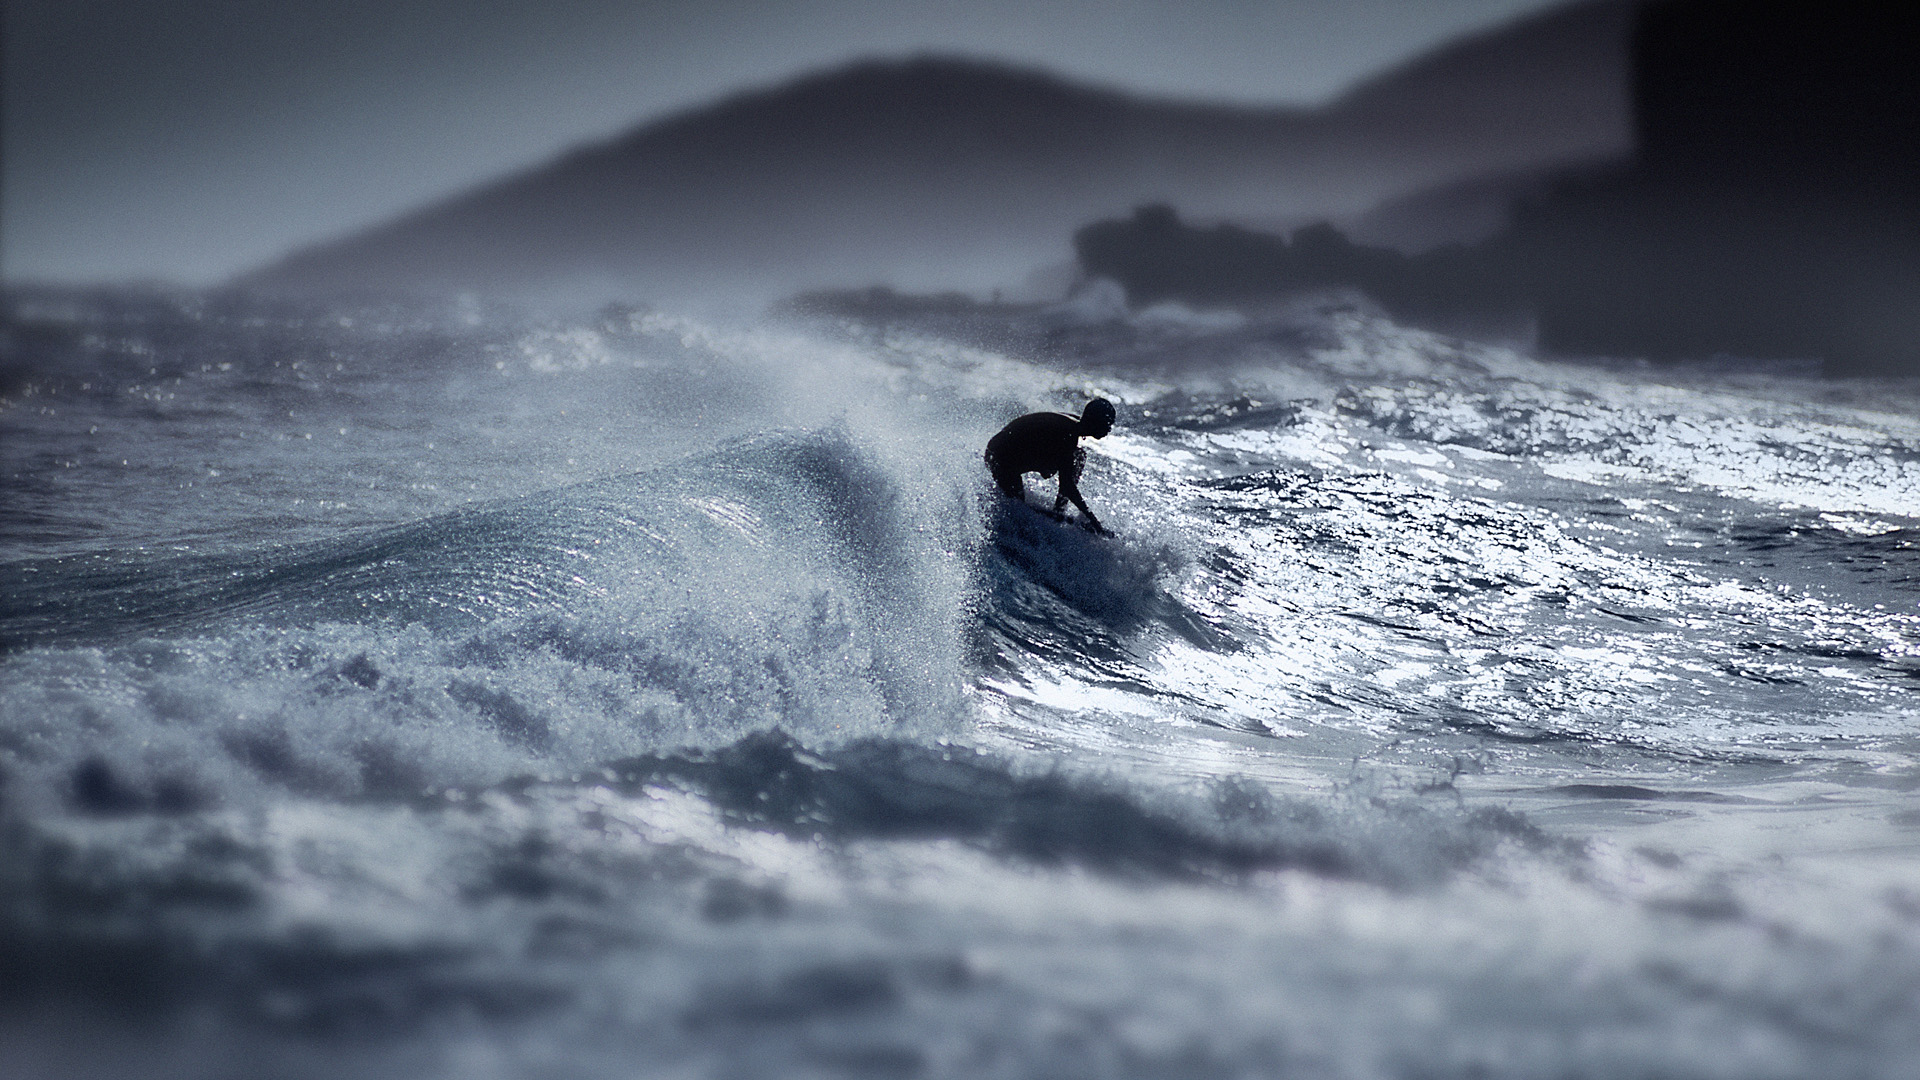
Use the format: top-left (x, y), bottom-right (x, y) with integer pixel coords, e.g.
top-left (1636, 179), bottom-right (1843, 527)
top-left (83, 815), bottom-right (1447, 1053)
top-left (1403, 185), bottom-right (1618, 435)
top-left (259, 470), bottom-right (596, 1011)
top-left (984, 449), bottom-right (1025, 499)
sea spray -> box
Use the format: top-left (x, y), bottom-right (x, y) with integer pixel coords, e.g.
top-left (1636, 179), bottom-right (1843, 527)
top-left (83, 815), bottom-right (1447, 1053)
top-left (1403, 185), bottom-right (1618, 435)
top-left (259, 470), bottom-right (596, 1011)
top-left (3, 288), bottom-right (1920, 1078)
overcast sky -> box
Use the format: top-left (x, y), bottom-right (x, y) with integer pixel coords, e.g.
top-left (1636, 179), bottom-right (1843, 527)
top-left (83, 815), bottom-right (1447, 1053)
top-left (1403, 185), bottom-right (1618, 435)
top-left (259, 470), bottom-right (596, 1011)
top-left (4, 0), bottom-right (1561, 286)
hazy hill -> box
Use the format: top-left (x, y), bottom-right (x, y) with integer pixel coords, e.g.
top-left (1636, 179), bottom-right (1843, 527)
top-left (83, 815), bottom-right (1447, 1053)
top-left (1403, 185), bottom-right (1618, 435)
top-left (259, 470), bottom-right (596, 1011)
top-left (240, 1), bottom-right (1632, 310)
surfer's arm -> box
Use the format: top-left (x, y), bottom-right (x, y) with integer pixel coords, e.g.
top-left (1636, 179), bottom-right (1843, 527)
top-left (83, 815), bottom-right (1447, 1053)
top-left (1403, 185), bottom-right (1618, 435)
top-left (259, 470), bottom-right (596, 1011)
top-left (1055, 472), bottom-right (1106, 534)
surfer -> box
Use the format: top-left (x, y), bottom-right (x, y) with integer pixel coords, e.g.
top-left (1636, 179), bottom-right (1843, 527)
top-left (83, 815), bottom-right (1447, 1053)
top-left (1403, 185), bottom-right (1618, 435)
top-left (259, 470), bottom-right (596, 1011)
top-left (984, 397), bottom-right (1117, 534)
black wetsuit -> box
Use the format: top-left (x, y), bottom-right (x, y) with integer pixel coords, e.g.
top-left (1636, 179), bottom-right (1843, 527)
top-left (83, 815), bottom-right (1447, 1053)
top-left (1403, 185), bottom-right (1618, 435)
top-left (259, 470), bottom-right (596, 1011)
top-left (984, 411), bottom-right (1095, 522)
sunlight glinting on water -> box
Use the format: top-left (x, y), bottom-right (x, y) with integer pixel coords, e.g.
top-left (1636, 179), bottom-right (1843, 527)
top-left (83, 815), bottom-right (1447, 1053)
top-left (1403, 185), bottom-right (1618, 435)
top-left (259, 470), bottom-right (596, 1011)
top-left (2, 290), bottom-right (1919, 1076)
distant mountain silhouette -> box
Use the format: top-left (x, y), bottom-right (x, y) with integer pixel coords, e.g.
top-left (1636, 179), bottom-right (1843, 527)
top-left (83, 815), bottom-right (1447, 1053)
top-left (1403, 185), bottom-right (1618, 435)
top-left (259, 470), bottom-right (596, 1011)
top-left (239, 1), bottom-right (1631, 309)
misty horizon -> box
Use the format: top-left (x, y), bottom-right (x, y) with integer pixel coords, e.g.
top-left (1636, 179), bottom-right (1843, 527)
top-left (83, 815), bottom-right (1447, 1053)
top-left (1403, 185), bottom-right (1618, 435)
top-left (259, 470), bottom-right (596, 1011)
top-left (225, 0), bottom-right (1632, 317)
top-left (4, 0), bottom-right (1570, 287)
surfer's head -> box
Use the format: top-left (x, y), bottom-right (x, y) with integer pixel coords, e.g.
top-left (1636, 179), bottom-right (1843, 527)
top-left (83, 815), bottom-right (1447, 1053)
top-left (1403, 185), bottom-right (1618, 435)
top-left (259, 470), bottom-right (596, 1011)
top-left (1080, 397), bottom-right (1116, 438)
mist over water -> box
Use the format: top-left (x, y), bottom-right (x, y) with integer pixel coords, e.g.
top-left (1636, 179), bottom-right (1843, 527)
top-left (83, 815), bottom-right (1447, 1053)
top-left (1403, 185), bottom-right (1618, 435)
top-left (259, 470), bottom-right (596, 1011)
top-left (3, 287), bottom-right (1920, 1077)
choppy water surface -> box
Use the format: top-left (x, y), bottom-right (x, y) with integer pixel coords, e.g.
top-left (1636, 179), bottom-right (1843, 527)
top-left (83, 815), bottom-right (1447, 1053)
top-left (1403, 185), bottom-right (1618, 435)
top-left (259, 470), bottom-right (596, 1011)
top-left (3, 288), bottom-right (1920, 1078)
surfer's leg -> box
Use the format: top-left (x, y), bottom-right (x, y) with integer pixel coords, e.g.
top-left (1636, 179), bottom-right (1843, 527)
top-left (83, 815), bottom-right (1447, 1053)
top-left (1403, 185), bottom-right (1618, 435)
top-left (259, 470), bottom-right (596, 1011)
top-left (985, 450), bottom-right (1026, 500)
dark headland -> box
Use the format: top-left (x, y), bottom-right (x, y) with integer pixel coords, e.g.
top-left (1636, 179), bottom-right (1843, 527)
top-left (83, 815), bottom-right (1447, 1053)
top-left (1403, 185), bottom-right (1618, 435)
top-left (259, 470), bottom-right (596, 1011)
top-left (1074, 0), bottom-right (1920, 376)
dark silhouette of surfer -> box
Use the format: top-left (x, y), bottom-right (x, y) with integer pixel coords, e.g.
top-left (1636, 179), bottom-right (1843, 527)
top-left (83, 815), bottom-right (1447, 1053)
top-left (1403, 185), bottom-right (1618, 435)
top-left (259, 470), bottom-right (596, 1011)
top-left (985, 398), bottom-right (1117, 534)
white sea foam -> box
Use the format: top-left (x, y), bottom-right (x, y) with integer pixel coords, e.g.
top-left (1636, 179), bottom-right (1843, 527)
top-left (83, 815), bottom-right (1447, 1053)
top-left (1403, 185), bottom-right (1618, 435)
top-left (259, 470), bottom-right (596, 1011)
top-left (3, 289), bottom-right (1920, 1077)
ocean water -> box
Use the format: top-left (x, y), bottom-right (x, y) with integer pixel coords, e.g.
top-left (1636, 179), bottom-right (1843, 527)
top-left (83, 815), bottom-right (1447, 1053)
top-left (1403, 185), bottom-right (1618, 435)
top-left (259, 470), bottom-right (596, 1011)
top-left (3, 286), bottom-right (1919, 1078)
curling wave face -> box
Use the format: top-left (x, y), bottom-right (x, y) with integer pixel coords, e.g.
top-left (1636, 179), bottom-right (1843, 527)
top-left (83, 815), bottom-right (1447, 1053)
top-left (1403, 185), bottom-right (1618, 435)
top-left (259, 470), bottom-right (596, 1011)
top-left (0, 428), bottom-right (972, 814)
top-left (3, 289), bottom-right (1920, 1078)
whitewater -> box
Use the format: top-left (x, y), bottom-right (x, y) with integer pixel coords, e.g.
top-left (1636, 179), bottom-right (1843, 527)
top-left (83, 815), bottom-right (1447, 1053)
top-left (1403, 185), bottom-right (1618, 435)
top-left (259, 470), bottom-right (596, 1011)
top-left (2, 285), bottom-right (1919, 1079)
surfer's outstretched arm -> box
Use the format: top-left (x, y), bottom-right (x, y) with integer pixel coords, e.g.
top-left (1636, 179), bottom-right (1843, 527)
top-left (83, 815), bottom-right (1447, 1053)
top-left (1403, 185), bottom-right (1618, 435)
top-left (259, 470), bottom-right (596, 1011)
top-left (1052, 448), bottom-right (1081, 514)
top-left (1056, 455), bottom-right (1106, 534)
